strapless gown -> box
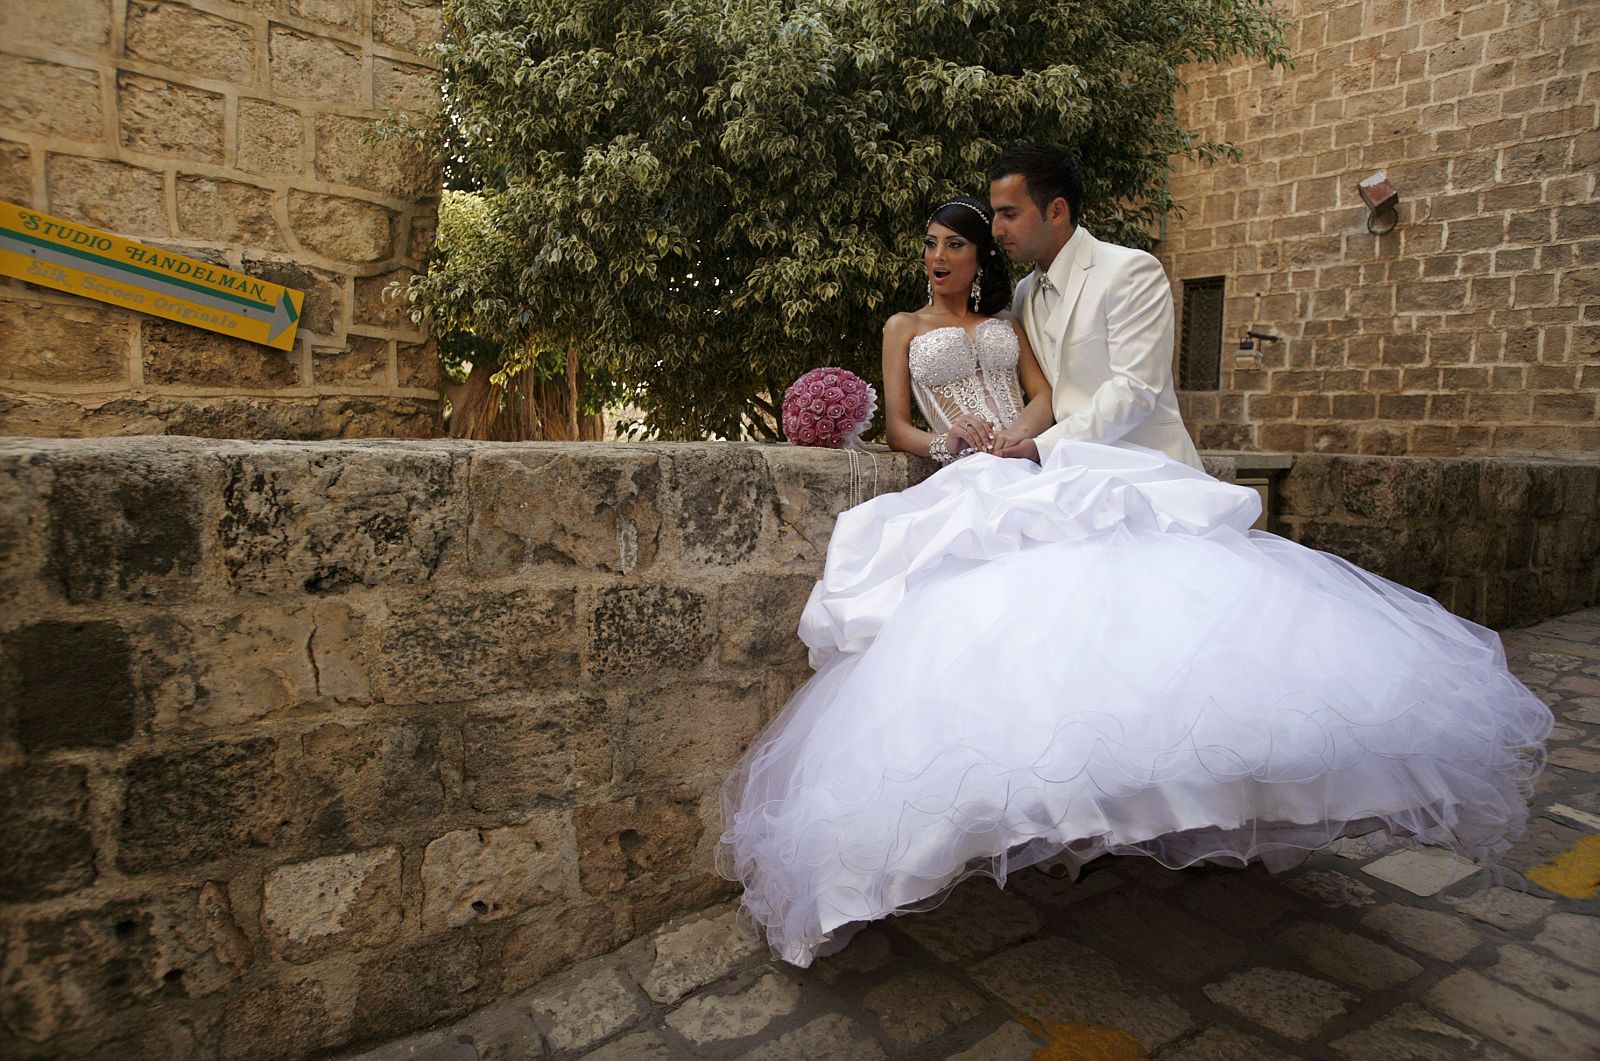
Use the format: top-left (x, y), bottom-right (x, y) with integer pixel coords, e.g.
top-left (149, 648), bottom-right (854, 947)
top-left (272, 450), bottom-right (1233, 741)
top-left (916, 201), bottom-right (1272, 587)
top-left (716, 323), bottom-right (1552, 968)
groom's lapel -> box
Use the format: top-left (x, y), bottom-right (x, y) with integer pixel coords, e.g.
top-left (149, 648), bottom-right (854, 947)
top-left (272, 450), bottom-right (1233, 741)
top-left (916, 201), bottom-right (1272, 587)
top-left (1043, 231), bottom-right (1095, 348)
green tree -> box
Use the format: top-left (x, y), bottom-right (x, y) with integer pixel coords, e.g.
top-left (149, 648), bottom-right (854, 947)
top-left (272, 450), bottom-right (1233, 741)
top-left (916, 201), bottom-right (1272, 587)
top-left (408, 0), bottom-right (1287, 440)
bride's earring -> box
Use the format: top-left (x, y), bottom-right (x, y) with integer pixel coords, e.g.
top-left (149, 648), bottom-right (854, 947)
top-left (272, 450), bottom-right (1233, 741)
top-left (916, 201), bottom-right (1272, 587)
top-left (970, 277), bottom-right (981, 311)
top-left (926, 279), bottom-right (932, 304)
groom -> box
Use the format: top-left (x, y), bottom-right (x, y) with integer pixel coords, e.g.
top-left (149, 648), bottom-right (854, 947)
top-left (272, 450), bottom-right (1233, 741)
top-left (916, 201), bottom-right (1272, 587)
top-left (989, 142), bottom-right (1204, 470)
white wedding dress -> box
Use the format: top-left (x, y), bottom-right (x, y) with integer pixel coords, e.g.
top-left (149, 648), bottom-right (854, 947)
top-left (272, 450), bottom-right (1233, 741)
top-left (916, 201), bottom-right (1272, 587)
top-left (717, 318), bottom-right (1552, 967)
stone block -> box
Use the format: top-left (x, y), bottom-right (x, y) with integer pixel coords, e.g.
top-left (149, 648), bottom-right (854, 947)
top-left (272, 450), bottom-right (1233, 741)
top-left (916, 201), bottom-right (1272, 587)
top-left (1202, 968), bottom-right (1355, 1041)
top-left (1362, 847), bottom-right (1480, 895)
top-left (946, 1022), bottom-right (1044, 1060)
top-left (969, 936), bottom-right (1194, 1053)
top-left (0, 762), bottom-right (96, 900)
top-left (240, 256), bottom-right (344, 335)
top-left (1277, 921), bottom-right (1423, 990)
top-left (468, 447), bottom-right (662, 576)
top-left (0, 55), bottom-right (103, 141)
top-left (262, 846), bottom-right (403, 962)
top-left (125, 1), bottom-right (254, 81)
top-left (176, 176), bottom-right (285, 250)
top-left (143, 318), bottom-right (299, 388)
top-left (589, 584), bottom-right (713, 678)
top-left (421, 817), bottom-right (568, 932)
top-left (407, 214), bottom-right (438, 260)
top-left (742, 1013), bottom-right (888, 1060)
top-left (897, 878), bottom-right (1042, 963)
top-left (289, 191), bottom-right (395, 263)
top-left (315, 336), bottom-right (389, 385)
top-left (315, 114), bottom-right (437, 199)
top-left (1159, 1026), bottom-right (1301, 1060)
top-left (0, 140), bottom-right (29, 202)
top-left (462, 696), bottom-right (610, 812)
top-left (118, 736), bottom-right (287, 873)
top-left (378, 586), bottom-right (575, 702)
top-left (46, 155), bottom-right (167, 238)
top-left (861, 970), bottom-right (985, 1050)
top-left (353, 269), bottom-right (412, 329)
top-left (271, 26), bottom-right (363, 102)
top-left (237, 98), bottom-right (305, 178)
top-left (374, 0), bottom-right (445, 52)
top-left (1338, 457), bottom-right (1444, 521)
top-left (0, 299), bottom-right (132, 384)
top-left (219, 445), bottom-right (462, 594)
top-left (527, 965), bottom-right (644, 1054)
top-left (0, 891), bottom-right (243, 1042)
top-left (288, 0), bottom-right (359, 30)
top-left (577, 787), bottom-right (703, 897)
top-left (118, 73), bottom-right (224, 162)
top-left (398, 338), bottom-right (440, 390)
top-left (1426, 968), bottom-right (1598, 1058)
top-left (1330, 1003), bottom-right (1515, 1061)
top-left (5, 620), bottom-right (137, 751)
top-left (1487, 943), bottom-right (1600, 1017)
top-left (1068, 891), bottom-right (1250, 983)
top-left (1531, 911), bottom-right (1600, 971)
top-left (1359, 903), bottom-right (1480, 961)
top-left (0, 0), bottom-right (110, 51)
top-left (374, 59), bottom-right (441, 114)
top-left (667, 971), bottom-right (802, 1045)
top-left (350, 934), bottom-right (483, 1044)
top-left (492, 901), bottom-right (630, 996)
top-left (45, 447), bottom-right (205, 603)
top-left (219, 973), bottom-right (342, 1061)
top-left (670, 447), bottom-right (771, 566)
top-left (716, 574), bottom-right (815, 667)
top-left (619, 680), bottom-right (763, 784)
top-left (638, 908), bottom-right (761, 1005)
top-left (581, 1030), bottom-right (671, 1059)
top-left (298, 721), bottom-right (450, 850)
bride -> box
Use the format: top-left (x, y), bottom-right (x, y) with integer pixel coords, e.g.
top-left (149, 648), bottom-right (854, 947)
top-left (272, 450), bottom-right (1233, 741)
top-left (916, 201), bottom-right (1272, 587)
top-left (716, 197), bottom-right (1553, 968)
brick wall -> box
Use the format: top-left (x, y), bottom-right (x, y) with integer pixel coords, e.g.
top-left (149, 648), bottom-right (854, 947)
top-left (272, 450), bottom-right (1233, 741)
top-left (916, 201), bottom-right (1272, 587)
top-left (0, 0), bottom-right (445, 438)
top-left (1162, 0), bottom-right (1599, 457)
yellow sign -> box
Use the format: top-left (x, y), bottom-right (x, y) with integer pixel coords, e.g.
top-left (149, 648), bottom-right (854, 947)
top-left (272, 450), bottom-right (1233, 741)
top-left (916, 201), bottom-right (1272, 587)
top-left (0, 201), bottom-right (303, 351)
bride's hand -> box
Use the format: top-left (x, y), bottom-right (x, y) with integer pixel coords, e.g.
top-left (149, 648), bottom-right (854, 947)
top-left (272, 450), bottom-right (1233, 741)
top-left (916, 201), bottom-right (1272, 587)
top-left (947, 415), bottom-right (994, 455)
top-left (989, 425), bottom-right (1032, 452)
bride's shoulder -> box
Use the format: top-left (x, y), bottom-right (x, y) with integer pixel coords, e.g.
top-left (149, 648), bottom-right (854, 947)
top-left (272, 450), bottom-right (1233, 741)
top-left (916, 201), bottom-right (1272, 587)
top-left (882, 310), bottom-right (928, 342)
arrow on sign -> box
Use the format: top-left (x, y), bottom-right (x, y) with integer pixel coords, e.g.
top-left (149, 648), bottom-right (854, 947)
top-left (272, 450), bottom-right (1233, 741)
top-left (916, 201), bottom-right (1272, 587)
top-left (0, 229), bottom-right (299, 341)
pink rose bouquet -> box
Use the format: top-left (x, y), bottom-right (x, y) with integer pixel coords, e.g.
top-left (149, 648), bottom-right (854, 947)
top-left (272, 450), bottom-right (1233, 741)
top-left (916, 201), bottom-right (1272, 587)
top-left (782, 368), bottom-right (877, 448)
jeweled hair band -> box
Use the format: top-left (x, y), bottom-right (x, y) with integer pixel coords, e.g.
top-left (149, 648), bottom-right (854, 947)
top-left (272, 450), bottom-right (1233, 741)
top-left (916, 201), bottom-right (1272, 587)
top-left (928, 200), bottom-right (991, 227)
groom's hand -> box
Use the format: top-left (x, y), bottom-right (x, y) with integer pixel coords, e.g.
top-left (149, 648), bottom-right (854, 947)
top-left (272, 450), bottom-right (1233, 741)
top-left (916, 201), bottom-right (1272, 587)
top-left (996, 438), bottom-right (1040, 462)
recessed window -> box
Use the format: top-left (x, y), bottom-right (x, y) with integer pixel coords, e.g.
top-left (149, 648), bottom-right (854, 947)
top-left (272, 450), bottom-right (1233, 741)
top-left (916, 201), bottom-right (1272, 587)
top-left (1180, 277), bottom-right (1225, 391)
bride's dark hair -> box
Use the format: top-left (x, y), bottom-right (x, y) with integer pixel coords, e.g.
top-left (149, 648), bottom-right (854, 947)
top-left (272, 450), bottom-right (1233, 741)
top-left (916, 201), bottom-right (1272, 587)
top-left (927, 196), bottom-right (1011, 316)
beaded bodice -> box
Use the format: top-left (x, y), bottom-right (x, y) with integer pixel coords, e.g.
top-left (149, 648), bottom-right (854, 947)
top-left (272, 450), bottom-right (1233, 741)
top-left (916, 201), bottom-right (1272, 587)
top-left (908, 317), bottom-right (1024, 433)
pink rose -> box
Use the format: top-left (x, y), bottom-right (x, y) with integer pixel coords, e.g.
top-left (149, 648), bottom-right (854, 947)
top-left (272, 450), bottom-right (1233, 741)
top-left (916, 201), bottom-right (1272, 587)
top-left (797, 427), bottom-right (816, 444)
top-left (823, 386), bottom-right (843, 403)
top-left (827, 403), bottom-right (844, 420)
top-left (810, 398), bottom-right (825, 413)
top-left (816, 421), bottom-right (834, 437)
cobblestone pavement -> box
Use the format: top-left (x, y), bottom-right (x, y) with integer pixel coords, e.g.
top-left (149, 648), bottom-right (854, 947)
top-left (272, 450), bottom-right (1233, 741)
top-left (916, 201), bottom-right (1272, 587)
top-left (349, 608), bottom-right (1600, 1060)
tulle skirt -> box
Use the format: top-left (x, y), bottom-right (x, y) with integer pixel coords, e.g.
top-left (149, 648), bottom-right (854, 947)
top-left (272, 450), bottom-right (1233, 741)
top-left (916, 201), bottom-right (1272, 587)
top-left (716, 442), bottom-right (1552, 967)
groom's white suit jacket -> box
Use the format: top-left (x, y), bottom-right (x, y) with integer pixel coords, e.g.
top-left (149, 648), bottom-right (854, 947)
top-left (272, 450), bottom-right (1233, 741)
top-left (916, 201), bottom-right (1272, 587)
top-left (1015, 226), bottom-right (1204, 470)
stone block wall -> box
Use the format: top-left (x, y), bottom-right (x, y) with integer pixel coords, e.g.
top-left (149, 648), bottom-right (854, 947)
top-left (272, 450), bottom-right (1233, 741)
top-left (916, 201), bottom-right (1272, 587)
top-left (1163, 0), bottom-right (1599, 457)
top-left (0, 437), bottom-right (923, 1059)
top-left (1, 438), bottom-right (1595, 1058)
top-left (0, 0), bottom-right (445, 439)
top-left (1276, 453), bottom-right (1600, 628)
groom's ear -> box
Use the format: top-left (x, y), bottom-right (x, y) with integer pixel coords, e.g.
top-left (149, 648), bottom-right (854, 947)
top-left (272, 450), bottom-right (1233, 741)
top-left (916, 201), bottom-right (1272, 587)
top-left (1048, 197), bottom-right (1072, 228)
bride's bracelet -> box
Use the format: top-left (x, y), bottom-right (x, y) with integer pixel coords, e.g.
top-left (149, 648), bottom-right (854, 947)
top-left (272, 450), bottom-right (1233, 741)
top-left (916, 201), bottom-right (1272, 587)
top-left (928, 432), bottom-right (957, 464)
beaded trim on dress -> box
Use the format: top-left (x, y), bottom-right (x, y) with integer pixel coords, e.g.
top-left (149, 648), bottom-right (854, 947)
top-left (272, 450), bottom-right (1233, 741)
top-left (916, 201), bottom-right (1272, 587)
top-left (908, 318), bottom-right (1024, 433)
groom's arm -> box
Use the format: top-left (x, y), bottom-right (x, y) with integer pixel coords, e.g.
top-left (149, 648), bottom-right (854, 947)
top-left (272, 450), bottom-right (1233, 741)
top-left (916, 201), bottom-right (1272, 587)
top-left (1030, 250), bottom-right (1173, 462)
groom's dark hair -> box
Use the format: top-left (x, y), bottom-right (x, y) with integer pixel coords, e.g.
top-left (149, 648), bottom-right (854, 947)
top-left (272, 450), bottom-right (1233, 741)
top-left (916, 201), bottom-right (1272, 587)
top-left (989, 143), bottom-right (1084, 227)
